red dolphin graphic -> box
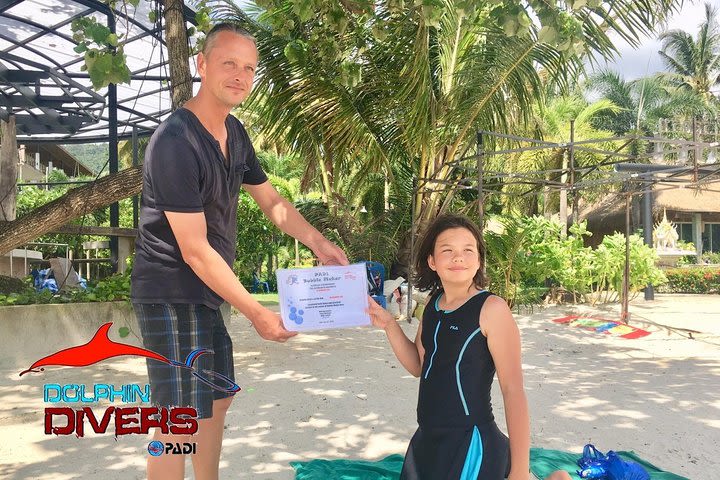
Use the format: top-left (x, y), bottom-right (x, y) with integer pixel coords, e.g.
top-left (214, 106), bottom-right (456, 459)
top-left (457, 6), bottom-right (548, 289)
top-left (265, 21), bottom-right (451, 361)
top-left (19, 322), bottom-right (173, 376)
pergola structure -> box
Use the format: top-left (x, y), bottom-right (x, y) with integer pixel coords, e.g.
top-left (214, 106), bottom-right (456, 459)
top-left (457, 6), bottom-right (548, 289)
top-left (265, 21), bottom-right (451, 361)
top-left (409, 124), bottom-right (720, 322)
top-left (0, 0), bottom-right (197, 270)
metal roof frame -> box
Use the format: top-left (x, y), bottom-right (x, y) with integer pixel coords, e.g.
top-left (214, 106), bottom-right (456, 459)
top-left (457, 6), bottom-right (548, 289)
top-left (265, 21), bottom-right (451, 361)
top-left (0, 0), bottom-right (199, 273)
top-left (0, 0), bottom-right (198, 144)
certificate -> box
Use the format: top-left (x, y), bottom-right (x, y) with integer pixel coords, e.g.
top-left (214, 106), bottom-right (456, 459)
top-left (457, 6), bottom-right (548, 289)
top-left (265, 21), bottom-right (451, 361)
top-left (276, 263), bottom-right (371, 331)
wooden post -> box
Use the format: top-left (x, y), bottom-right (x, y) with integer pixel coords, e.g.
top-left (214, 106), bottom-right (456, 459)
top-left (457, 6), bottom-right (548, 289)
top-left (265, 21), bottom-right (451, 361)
top-left (559, 150), bottom-right (568, 236)
top-left (0, 116), bottom-right (18, 222)
top-left (621, 191), bottom-right (631, 323)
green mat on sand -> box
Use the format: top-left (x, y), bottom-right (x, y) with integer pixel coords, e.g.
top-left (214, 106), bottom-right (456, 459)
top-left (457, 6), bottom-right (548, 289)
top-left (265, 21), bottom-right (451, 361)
top-left (291, 454), bottom-right (404, 480)
top-left (290, 449), bottom-right (689, 480)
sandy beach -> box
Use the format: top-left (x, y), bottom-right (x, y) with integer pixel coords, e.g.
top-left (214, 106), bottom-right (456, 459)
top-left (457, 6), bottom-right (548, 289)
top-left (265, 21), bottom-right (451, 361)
top-left (0, 293), bottom-right (717, 479)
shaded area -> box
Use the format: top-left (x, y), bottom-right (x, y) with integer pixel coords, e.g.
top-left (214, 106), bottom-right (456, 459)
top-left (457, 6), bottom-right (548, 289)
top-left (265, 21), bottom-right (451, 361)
top-left (0, 295), bottom-right (717, 479)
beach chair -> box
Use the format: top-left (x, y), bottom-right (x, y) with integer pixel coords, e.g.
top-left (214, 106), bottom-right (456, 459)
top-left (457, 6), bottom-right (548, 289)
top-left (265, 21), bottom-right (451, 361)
top-left (251, 272), bottom-right (270, 293)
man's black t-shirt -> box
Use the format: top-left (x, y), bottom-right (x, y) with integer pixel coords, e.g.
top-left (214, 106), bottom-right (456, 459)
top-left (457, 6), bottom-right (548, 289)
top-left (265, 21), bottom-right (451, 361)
top-left (131, 108), bottom-right (267, 309)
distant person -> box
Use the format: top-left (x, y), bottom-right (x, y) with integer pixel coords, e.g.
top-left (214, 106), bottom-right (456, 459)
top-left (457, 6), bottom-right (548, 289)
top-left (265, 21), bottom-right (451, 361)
top-left (368, 214), bottom-right (570, 480)
top-left (131, 23), bottom-right (348, 480)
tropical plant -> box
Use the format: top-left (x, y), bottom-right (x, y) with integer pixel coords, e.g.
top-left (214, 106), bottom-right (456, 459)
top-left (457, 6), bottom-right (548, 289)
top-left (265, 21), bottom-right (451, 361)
top-left (484, 215), bottom-right (666, 305)
top-left (235, 174), bottom-right (317, 287)
top-left (490, 93), bottom-right (621, 218)
top-left (589, 232), bottom-right (666, 303)
top-left (217, 0), bottom-right (682, 234)
top-left (0, 271), bottom-right (131, 306)
top-left (658, 2), bottom-right (720, 105)
top-left (587, 71), bottom-right (673, 135)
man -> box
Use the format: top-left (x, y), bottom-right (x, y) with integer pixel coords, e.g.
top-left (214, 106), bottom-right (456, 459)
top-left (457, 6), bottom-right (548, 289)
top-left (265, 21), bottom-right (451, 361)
top-left (131, 23), bottom-right (348, 480)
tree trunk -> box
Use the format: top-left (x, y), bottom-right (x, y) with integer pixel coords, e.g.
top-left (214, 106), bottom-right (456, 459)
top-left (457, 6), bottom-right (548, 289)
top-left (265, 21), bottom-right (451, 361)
top-left (0, 116), bottom-right (18, 222)
top-left (0, 3), bottom-right (192, 255)
top-left (164, 0), bottom-right (193, 110)
top-left (0, 166), bottom-right (142, 255)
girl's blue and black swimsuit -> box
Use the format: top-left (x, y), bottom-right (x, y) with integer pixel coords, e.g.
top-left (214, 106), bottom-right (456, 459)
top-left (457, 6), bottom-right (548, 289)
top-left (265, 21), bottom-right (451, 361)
top-left (401, 290), bottom-right (511, 480)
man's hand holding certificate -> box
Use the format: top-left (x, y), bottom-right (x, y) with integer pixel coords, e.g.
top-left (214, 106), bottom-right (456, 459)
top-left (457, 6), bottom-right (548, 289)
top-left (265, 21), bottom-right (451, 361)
top-left (276, 263), bottom-right (371, 331)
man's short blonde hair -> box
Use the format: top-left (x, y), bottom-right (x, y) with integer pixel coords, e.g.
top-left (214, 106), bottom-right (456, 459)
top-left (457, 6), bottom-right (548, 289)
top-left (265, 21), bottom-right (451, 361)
top-left (202, 23), bottom-right (256, 55)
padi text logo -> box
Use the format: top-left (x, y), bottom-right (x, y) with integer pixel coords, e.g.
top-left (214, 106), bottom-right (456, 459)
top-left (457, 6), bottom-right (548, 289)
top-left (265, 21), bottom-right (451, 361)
top-left (148, 440), bottom-right (197, 456)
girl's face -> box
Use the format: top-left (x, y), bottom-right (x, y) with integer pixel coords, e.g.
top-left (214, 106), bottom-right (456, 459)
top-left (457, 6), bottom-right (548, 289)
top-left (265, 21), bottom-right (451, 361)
top-left (427, 227), bottom-right (481, 286)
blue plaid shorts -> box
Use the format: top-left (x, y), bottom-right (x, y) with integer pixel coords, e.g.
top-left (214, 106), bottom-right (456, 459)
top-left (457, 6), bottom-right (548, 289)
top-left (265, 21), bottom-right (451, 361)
top-left (133, 303), bottom-right (235, 419)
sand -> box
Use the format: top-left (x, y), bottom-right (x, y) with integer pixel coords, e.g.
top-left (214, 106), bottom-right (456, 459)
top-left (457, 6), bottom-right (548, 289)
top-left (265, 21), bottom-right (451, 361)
top-left (0, 293), bottom-right (717, 479)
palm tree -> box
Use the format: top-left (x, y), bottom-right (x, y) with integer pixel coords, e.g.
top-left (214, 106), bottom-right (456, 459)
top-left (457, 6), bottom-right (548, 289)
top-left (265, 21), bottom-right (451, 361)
top-left (219, 0), bottom-right (680, 217)
top-left (658, 2), bottom-right (720, 104)
top-left (208, 0), bottom-right (683, 274)
top-left (587, 69), bottom-right (718, 168)
top-left (492, 94), bottom-right (621, 219)
top-left (586, 71), bottom-right (671, 136)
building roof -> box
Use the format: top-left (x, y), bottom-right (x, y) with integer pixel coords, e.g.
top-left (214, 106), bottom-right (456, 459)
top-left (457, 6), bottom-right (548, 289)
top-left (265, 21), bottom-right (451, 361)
top-left (654, 186), bottom-right (720, 213)
top-left (580, 177), bottom-right (720, 223)
top-left (23, 143), bottom-right (95, 176)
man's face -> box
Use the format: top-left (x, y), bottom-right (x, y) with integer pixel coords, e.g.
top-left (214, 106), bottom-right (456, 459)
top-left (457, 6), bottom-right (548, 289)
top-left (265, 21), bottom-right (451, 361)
top-left (198, 31), bottom-right (258, 108)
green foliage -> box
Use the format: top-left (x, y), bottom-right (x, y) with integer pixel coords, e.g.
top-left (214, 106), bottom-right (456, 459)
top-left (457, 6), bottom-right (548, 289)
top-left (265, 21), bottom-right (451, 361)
top-left (70, 0), bottom-right (209, 90)
top-left (0, 272), bottom-right (131, 306)
top-left (219, 0), bottom-right (679, 228)
top-left (79, 273), bottom-right (131, 302)
top-left (256, 151), bottom-right (306, 180)
top-left (702, 251), bottom-right (720, 264)
top-left (484, 215), bottom-right (666, 305)
top-left (16, 184), bottom-right (83, 258)
top-left (658, 3), bottom-right (720, 104)
top-left (0, 275), bottom-right (30, 295)
top-left (235, 175), bottom-right (310, 286)
top-left (62, 143), bottom-right (108, 175)
top-left (295, 198), bottom-right (406, 271)
top-left (657, 267), bottom-right (720, 294)
top-left (71, 16), bottom-right (131, 89)
top-left (590, 232), bottom-right (667, 301)
top-left (15, 181), bottom-right (134, 261)
top-left (235, 186), bottom-right (281, 282)
top-left (485, 216), bottom-right (593, 304)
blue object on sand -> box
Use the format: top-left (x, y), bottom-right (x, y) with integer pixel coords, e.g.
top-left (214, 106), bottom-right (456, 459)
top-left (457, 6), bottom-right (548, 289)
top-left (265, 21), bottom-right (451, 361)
top-left (577, 445), bottom-right (651, 480)
top-left (531, 447), bottom-right (687, 480)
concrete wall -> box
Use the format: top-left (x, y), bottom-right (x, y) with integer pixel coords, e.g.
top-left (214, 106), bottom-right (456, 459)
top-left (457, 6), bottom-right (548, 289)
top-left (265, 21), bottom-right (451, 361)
top-left (0, 302), bottom-right (139, 371)
top-left (0, 301), bottom-right (232, 371)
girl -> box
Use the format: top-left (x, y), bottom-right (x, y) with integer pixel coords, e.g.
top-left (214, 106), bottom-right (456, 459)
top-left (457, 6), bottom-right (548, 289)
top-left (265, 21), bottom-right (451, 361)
top-left (367, 214), bottom-right (570, 480)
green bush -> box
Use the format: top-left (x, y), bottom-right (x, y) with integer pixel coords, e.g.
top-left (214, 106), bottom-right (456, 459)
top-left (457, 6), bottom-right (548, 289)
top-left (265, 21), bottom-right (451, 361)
top-left (590, 232), bottom-right (667, 301)
top-left (701, 252), bottom-right (720, 265)
top-left (657, 267), bottom-right (720, 294)
top-left (0, 273), bottom-right (131, 306)
top-left (0, 275), bottom-right (31, 295)
top-left (485, 215), bottom-right (667, 305)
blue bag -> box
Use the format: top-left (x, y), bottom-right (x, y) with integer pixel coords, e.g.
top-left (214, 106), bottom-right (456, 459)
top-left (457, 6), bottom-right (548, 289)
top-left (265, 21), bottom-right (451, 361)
top-left (577, 444), bottom-right (650, 480)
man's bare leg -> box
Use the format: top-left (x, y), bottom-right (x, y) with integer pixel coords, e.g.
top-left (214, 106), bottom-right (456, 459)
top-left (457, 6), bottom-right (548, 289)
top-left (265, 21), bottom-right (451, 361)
top-left (190, 396), bottom-right (234, 480)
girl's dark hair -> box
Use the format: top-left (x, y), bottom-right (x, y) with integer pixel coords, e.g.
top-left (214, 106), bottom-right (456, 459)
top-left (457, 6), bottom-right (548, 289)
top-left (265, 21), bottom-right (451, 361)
top-left (414, 213), bottom-right (487, 293)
